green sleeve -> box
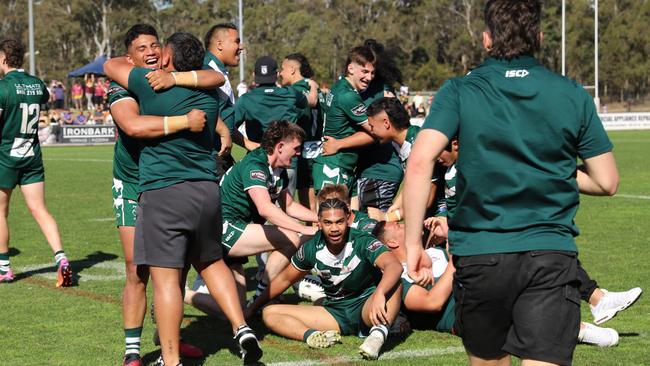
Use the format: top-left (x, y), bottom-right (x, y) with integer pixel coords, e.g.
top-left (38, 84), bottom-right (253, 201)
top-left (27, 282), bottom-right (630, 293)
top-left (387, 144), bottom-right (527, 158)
top-left (126, 68), bottom-right (154, 104)
top-left (242, 160), bottom-right (269, 191)
top-left (291, 238), bottom-right (315, 271)
top-left (107, 81), bottom-right (134, 107)
top-left (360, 234), bottom-right (389, 265)
top-left (233, 96), bottom-right (246, 128)
top-left (294, 88), bottom-right (308, 109)
top-left (219, 97), bottom-right (236, 134)
top-left (340, 92), bottom-right (368, 125)
top-left (577, 89), bottom-right (613, 159)
top-left (422, 79), bottom-right (460, 139)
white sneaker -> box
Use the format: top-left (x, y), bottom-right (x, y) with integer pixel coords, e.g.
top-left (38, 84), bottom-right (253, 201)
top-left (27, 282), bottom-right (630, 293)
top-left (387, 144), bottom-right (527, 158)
top-left (578, 322), bottom-right (619, 347)
top-left (359, 331), bottom-right (385, 360)
top-left (293, 275), bottom-right (326, 302)
top-left (591, 287), bottom-right (643, 325)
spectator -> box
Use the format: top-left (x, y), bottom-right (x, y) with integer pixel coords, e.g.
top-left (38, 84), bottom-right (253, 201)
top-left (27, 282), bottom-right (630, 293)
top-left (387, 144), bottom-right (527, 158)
top-left (84, 74), bottom-right (95, 109)
top-left (412, 92), bottom-right (424, 110)
top-left (53, 82), bottom-right (65, 110)
top-left (236, 80), bottom-right (248, 97)
top-left (93, 78), bottom-right (106, 110)
top-left (73, 111), bottom-right (88, 125)
top-left (61, 110), bottom-right (74, 125)
top-left (71, 80), bottom-right (83, 110)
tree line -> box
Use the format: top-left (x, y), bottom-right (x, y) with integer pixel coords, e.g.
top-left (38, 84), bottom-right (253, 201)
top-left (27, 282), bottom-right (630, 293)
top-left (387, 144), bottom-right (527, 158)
top-left (2, 0), bottom-right (648, 104)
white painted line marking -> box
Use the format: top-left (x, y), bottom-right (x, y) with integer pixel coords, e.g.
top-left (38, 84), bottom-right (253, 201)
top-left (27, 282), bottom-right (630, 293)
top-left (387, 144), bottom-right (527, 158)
top-left (266, 346), bottom-right (465, 366)
top-left (15, 261), bottom-right (125, 281)
top-left (615, 194), bottom-right (650, 200)
top-left (89, 217), bottom-right (115, 222)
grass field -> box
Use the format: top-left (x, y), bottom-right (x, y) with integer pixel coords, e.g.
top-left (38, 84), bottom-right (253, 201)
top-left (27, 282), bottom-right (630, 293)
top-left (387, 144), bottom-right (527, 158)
top-left (1, 131), bottom-right (649, 366)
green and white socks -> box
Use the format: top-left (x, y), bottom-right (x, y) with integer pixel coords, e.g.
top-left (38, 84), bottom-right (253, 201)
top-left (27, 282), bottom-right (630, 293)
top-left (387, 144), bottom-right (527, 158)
top-left (0, 252), bottom-right (10, 274)
top-left (54, 250), bottom-right (68, 268)
top-left (124, 327), bottom-right (143, 358)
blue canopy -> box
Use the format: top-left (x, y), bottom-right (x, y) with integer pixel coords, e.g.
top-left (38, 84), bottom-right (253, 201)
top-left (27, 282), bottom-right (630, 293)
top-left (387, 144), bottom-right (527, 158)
top-left (67, 55), bottom-right (107, 77)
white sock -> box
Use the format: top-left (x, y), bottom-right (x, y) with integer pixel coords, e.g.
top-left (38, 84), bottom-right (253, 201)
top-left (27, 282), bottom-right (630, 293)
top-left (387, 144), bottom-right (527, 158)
top-left (369, 324), bottom-right (388, 340)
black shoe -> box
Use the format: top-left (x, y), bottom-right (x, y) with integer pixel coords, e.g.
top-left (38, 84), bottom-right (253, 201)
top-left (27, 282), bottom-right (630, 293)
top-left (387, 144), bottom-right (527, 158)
top-left (234, 325), bottom-right (263, 364)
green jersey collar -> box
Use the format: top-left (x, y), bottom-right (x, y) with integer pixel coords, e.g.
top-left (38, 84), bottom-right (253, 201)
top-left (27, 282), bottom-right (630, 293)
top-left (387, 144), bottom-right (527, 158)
top-left (484, 56), bottom-right (540, 68)
top-left (205, 51), bottom-right (228, 74)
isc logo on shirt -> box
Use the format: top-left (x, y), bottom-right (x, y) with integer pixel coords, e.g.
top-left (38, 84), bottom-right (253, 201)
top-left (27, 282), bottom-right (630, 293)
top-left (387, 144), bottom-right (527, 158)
top-left (505, 69), bottom-right (529, 78)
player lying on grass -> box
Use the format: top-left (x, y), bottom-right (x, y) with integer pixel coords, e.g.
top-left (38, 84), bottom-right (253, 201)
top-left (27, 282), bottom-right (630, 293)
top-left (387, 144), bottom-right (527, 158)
top-left (373, 220), bottom-right (623, 347)
top-left (247, 198), bottom-right (403, 360)
top-left (185, 121), bottom-right (318, 314)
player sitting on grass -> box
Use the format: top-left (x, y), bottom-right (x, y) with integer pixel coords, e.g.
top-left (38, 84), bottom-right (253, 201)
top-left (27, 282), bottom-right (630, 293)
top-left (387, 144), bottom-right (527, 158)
top-left (186, 120), bottom-right (318, 314)
top-left (247, 198), bottom-right (403, 360)
top-left (373, 221), bottom-right (623, 347)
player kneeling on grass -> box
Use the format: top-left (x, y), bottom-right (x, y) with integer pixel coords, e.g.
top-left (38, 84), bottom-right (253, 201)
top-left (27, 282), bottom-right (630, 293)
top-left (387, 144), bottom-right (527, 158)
top-left (247, 198), bottom-right (403, 360)
top-left (374, 220), bottom-right (624, 348)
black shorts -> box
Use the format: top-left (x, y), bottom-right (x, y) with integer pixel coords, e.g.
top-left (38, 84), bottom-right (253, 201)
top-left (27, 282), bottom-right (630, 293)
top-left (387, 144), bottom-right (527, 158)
top-left (453, 251), bottom-right (580, 365)
top-left (54, 99), bottom-right (64, 109)
top-left (134, 180), bottom-right (223, 268)
top-left (296, 156), bottom-right (314, 190)
top-left (356, 177), bottom-right (399, 212)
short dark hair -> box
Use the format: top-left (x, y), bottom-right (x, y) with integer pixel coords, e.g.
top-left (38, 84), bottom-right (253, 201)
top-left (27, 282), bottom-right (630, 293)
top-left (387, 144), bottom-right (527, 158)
top-left (371, 221), bottom-right (388, 242)
top-left (484, 0), bottom-right (542, 60)
top-left (124, 24), bottom-right (158, 50)
top-left (204, 23), bottom-right (238, 50)
top-left (166, 32), bottom-right (205, 72)
top-left (260, 120), bottom-right (306, 154)
top-left (318, 198), bottom-right (350, 217)
top-left (285, 53), bottom-right (314, 79)
top-left (316, 184), bottom-right (349, 204)
top-left (363, 39), bottom-right (403, 85)
top-left (367, 97), bottom-right (410, 130)
top-left (344, 46), bottom-right (375, 72)
top-left (0, 39), bottom-right (25, 68)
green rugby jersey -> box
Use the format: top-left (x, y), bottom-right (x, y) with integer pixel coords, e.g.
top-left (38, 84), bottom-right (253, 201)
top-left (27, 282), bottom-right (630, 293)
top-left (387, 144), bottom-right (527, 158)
top-left (290, 79), bottom-right (321, 140)
top-left (357, 82), bottom-right (403, 183)
top-left (0, 70), bottom-right (49, 169)
top-left (220, 147), bottom-right (287, 223)
top-left (350, 209), bottom-right (378, 234)
top-left (107, 81), bottom-right (140, 184)
top-left (234, 84), bottom-right (307, 143)
top-left (423, 56), bottom-right (613, 256)
top-left (291, 228), bottom-right (387, 303)
top-left (203, 52), bottom-right (235, 134)
top-left (392, 124), bottom-right (420, 169)
top-left (315, 78), bottom-right (367, 171)
top-left (127, 67), bottom-right (219, 192)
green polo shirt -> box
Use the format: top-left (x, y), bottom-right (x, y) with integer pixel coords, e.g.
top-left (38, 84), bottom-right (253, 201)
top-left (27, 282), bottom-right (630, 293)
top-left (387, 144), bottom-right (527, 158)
top-left (422, 56), bottom-right (613, 256)
top-left (314, 78), bottom-right (367, 172)
top-left (0, 70), bottom-right (49, 169)
top-left (107, 81), bottom-right (140, 184)
top-left (234, 84), bottom-right (307, 143)
top-left (291, 228), bottom-right (387, 304)
top-left (220, 147), bottom-right (288, 224)
top-left (127, 67), bottom-right (219, 192)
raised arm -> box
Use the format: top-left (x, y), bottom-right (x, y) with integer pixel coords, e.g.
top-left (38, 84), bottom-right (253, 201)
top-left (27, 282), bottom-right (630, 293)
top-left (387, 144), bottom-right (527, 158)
top-left (280, 190), bottom-right (318, 223)
top-left (322, 124), bottom-right (375, 155)
top-left (104, 57), bottom-right (135, 89)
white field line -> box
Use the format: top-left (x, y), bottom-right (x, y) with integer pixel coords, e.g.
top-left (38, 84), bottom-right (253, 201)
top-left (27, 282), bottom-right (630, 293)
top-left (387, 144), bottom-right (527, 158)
top-left (15, 261), bottom-right (125, 281)
top-left (89, 217), bottom-right (115, 222)
top-left (43, 158), bottom-right (112, 162)
top-left (615, 193), bottom-right (650, 200)
top-left (266, 346), bottom-right (465, 366)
